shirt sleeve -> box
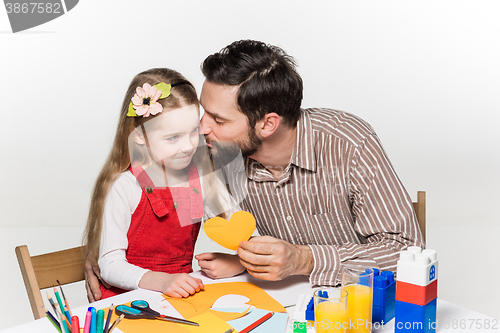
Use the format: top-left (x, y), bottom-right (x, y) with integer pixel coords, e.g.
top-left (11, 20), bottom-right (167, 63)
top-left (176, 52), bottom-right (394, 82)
top-left (308, 133), bottom-right (424, 286)
top-left (98, 171), bottom-right (148, 290)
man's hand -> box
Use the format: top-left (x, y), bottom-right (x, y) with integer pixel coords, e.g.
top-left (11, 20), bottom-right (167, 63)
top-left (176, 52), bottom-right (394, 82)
top-left (195, 252), bottom-right (246, 279)
top-left (84, 258), bottom-right (108, 302)
top-left (237, 236), bottom-right (314, 281)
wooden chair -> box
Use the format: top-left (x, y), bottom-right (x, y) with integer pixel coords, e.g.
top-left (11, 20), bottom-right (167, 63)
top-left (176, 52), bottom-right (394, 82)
top-left (412, 191), bottom-right (426, 243)
top-left (15, 245), bottom-right (87, 319)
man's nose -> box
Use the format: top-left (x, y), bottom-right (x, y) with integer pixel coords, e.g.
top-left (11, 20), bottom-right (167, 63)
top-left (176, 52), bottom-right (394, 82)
top-left (200, 114), bottom-right (211, 135)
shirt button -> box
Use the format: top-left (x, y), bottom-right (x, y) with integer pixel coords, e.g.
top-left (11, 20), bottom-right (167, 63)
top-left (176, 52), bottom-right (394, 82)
top-left (174, 202), bottom-right (178, 209)
top-left (145, 186), bottom-right (153, 194)
top-left (286, 215), bottom-right (292, 221)
top-left (193, 187), bottom-right (200, 194)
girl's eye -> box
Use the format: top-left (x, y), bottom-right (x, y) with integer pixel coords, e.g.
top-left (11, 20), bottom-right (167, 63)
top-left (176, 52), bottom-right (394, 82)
top-left (192, 127), bottom-right (199, 134)
top-left (166, 135), bottom-right (179, 142)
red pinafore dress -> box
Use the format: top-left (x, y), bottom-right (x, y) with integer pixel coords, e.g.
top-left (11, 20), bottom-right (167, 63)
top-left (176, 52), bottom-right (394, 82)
top-left (99, 163), bottom-right (204, 298)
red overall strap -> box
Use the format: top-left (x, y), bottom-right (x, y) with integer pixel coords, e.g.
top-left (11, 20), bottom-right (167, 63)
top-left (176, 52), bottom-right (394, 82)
top-left (99, 162), bottom-right (203, 299)
top-left (129, 162), bottom-right (169, 217)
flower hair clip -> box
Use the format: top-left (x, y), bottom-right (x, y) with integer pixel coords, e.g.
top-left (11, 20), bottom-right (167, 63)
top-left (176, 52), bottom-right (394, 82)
top-left (127, 81), bottom-right (189, 117)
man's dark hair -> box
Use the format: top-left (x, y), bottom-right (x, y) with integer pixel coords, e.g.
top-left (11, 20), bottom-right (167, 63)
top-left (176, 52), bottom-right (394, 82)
top-left (201, 40), bottom-right (303, 128)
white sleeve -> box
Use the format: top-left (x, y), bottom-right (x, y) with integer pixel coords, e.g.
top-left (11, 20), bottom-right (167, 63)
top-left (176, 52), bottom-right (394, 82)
top-left (98, 171), bottom-right (148, 290)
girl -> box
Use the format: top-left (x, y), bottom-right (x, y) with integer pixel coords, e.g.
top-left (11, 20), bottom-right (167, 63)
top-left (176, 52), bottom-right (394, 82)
top-left (83, 68), bottom-right (229, 299)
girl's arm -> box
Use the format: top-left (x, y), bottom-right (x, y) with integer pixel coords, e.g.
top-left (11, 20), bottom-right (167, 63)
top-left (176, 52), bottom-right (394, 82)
top-left (99, 171), bottom-right (204, 297)
top-left (98, 171), bottom-right (147, 290)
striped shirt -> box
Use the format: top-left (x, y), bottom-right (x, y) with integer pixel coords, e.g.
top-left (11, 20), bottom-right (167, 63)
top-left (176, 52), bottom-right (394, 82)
top-left (239, 108), bottom-right (424, 286)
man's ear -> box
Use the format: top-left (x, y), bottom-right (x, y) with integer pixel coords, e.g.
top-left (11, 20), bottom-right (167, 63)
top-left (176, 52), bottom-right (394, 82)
top-left (133, 128), bottom-right (146, 145)
top-left (255, 113), bottom-right (281, 138)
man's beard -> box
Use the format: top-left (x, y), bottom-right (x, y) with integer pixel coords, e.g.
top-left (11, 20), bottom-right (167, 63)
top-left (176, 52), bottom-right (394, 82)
top-left (207, 128), bottom-right (262, 169)
top-left (239, 127), bottom-right (262, 157)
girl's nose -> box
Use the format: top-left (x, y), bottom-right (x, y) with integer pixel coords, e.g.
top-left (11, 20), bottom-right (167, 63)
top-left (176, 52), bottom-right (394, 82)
top-left (181, 134), bottom-right (198, 153)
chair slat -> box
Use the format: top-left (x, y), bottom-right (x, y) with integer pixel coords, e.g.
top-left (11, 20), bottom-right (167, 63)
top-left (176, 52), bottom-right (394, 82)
top-left (15, 244), bottom-right (87, 319)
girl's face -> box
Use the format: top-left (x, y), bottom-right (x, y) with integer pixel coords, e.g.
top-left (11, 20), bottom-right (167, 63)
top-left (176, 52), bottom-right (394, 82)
top-left (139, 104), bottom-right (201, 170)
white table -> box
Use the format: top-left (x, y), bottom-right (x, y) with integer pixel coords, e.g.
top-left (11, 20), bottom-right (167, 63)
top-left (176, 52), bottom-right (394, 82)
top-left (1, 271), bottom-right (497, 333)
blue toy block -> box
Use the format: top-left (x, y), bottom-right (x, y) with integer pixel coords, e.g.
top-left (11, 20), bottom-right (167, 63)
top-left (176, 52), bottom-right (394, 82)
top-left (305, 297), bottom-right (315, 321)
top-left (395, 298), bottom-right (437, 333)
top-left (373, 273), bottom-right (396, 308)
top-left (373, 300), bottom-right (396, 324)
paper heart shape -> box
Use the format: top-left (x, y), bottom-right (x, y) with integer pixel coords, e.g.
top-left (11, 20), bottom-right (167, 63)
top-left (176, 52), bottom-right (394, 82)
top-left (204, 211), bottom-right (256, 250)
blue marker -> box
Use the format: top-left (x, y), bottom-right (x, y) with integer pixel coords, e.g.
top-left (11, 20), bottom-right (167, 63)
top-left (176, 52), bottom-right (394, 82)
top-left (88, 307), bottom-right (97, 333)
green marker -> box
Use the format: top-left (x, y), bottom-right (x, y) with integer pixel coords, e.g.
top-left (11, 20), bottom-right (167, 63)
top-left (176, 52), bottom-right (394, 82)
top-left (96, 309), bottom-right (105, 333)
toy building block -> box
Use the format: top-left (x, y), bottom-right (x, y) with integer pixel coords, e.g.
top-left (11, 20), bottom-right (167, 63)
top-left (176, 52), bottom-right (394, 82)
top-left (293, 294), bottom-right (315, 322)
top-left (372, 270), bottom-right (396, 324)
top-left (397, 247), bottom-right (438, 286)
top-left (395, 299), bottom-right (437, 333)
top-left (293, 294), bottom-right (309, 322)
top-left (396, 279), bottom-right (437, 306)
top-left (373, 300), bottom-right (395, 324)
top-left (373, 272), bottom-right (396, 308)
top-left (394, 247), bottom-right (438, 333)
top-left (305, 297), bottom-right (315, 321)
top-left (293, 321), bottom-right (308, 333)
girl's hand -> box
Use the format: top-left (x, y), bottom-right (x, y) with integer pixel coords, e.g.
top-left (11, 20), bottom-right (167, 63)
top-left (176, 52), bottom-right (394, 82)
top-left (161, 273), bottom-right (205, 298)
top-left (195, 252), bottom-right (246, 279)
top-left (139, 272), bottom-right (204, 298)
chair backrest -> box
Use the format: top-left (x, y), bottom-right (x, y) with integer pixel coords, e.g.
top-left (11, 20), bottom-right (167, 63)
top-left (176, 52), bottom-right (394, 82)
top-left (15, 244), bottom-right (87, 319)
top-left (412, 191), bottom-right (426, 243)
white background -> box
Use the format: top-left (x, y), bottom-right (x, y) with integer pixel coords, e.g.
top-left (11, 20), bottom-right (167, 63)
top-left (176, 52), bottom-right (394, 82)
top-left (1, 0), bottom-right (499, 329)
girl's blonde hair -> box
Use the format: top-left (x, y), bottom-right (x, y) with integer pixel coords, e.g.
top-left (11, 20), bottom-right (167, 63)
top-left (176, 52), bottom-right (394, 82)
top-left (83, 68), bottom-right (224, 265)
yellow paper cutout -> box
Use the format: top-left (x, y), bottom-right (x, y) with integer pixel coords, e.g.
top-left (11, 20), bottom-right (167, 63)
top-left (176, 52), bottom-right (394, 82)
top-left (101, 302), bottom-right (190, 333)
top-left (204, 211), bottom-right (256, 250)
top-left (183, 311), bottom-right (236, 333)
top-left (164, 282), bottom-right (286, 319)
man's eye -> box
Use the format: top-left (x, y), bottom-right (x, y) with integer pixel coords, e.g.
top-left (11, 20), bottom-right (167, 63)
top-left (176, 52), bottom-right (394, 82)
top-left (214, 118), bottom-right (224, 125)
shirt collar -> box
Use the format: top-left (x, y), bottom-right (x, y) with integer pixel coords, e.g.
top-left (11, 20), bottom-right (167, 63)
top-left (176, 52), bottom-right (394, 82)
top-left (246, 109), bottom-right (317, 181)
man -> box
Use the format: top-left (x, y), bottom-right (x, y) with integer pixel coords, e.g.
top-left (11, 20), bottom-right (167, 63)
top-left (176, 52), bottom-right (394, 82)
top-left (85, 39), bottom-right (423, 301)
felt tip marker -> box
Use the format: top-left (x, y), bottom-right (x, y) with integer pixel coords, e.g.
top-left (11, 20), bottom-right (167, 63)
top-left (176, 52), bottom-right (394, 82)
top-left (89, 307), bottom-right (97, 333)
top-left (71, 316), bottom-right (80, 333)
top-left (83, 311), bottom-right (92, 333)
top-left (96, 309), bottom-right (105, 333)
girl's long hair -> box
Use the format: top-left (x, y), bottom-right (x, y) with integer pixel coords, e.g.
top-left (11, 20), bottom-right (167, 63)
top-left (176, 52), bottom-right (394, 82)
top-left (83, 68), bottom-right (224, 264)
